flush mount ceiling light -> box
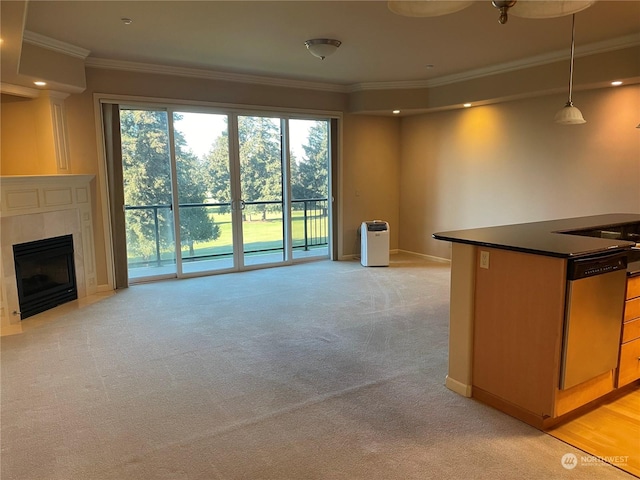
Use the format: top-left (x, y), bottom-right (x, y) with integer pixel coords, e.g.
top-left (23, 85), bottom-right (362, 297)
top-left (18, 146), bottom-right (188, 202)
top-left (388, 1), bottom-right (594, 24)
top-left (555, 14), bottom-right (586, 125)
top-left (304, 39), bottom-right (341, 60)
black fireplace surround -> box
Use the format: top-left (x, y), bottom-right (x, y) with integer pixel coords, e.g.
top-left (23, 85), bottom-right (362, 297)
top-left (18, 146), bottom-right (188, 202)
top-left (13, 234), bottom-right (78, 319)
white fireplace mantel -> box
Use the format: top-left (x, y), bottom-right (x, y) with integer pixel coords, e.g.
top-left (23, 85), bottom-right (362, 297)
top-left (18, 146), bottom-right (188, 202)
top-left (1, 175), bottom-right (97, 335)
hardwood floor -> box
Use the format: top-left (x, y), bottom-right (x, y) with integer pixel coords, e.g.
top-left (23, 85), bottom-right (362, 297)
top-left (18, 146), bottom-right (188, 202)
top-left (547, 385), bottom-right (640, 477)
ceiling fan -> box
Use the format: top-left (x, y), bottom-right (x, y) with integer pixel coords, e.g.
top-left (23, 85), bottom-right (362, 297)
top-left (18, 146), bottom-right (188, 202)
top-left (388, 1), bottom-right (596, 24)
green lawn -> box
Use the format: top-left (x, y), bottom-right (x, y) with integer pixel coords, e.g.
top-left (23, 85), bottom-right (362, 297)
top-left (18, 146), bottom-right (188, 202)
top-left (127, 209), bottom-right (328, 265)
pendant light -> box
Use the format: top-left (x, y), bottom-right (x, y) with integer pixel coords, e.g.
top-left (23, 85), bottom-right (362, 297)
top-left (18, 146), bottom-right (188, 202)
top-left (555, 14), bottom-right (586, 125)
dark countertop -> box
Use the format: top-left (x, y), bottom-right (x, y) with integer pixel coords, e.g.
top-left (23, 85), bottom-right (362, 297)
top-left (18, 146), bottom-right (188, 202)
top-left (433, 213), bottom-right (640, 259)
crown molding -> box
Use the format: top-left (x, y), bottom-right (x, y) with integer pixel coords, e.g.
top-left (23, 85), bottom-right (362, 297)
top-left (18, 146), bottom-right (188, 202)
top-left (350, 33), bottom-right (640, 92)
top-left (84, 57), bottom-right (351, 94)
top-left (0, 82), bottom-right (40, 98)
top-left (0, 83), bottom-right (74, 99)
top-left (49, 31), bottom-right (639, 95)
top-left (22, 31), bottom-right (91, 59)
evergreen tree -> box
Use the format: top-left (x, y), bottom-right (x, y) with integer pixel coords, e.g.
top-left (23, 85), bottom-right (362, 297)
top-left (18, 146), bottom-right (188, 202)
top-left (204, 117), bottom-right (329, 225)
top-left (205, 130), bottom-right (232, 210)
top-left (240, 116), bottom-right (282, 221)
top-left (293, 121), bottom-right (329, 200)
top-left (120, 110), bottom-right (220, 261)
top-left (206, 116), bottom-right (283, 221)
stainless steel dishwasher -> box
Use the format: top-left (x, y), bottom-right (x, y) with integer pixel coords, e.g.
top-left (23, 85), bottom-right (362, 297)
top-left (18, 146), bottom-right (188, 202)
top-left (560, 251), bottom-right (627, 390)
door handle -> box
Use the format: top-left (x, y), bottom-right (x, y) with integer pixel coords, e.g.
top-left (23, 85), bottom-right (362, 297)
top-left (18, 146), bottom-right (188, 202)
top-left (231, 199), bottom-right (246, 211)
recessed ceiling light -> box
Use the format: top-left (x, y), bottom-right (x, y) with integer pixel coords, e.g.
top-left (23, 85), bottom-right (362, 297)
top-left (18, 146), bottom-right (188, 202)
top-left (34, 81), bottom-right (46, 86)
top-left (463, 103), bottom-right (472, 108)
top-left (611, 81), bottom-right (623, 86)
top-left (392, 110), bottom-right (400, 115)
top-left (121, 17), bottom-right (133, 25)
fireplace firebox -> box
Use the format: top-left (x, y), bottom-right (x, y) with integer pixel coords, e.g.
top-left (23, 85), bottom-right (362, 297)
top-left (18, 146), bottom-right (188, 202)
top-left (13, 234), bottom-right (78, 319)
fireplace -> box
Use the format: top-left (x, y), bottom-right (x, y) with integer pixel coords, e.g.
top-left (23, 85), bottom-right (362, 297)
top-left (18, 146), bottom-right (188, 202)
top-left (1, 174), bottom-right (97, 334)
top-left (13, 234), bottom-right (78, 320)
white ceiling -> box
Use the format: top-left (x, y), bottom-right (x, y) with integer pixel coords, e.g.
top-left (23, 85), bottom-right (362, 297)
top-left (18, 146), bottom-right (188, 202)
top-left (17, 1), bottom-right (640, 87)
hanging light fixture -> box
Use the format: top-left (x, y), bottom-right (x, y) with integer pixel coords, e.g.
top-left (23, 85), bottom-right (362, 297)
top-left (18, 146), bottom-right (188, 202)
top-left (388, 1), bottom-right (594, 24)
top-left (555, 14), bottom-right (586, 125)
top-left (492, 0), bottom-right (594, 24)
top-left (387, 1), bottom-right (474, 17)
top-left (510, 1), bottom-right (594, 19)
top-left (304, 39), bottom-right (341, 60)
top-left (492, 1), bottom-right (516, 24)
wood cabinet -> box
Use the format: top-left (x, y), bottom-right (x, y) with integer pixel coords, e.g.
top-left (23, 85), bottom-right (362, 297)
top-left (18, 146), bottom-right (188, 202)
top-left (472, 248), bottom-right (568, 426)
top-left (617, 275), bottom-right (640, 387)
top-left (627, 274), bottom-right (640, 299)
top-left (471, 249), bottom-right (636, 429)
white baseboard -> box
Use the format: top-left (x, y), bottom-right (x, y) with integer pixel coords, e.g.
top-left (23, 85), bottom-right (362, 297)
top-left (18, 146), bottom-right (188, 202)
top-left (340, 250), bottom-right (450, 263)
top-left (95, 283), bottom-right (114, 293)
top-left (397, 249), bottom-right (451, 263)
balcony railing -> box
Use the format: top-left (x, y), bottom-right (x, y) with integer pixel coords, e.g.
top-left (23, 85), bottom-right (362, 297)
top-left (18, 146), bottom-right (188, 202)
top-left (125, 199), bottom-right (328, 267)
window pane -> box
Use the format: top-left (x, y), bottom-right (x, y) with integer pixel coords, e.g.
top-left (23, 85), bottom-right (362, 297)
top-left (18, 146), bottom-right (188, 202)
top-left (290, 119), bottom-right (330, 259)
top-left (173, 112), bottom-right (234, 273)
top-left (120, 109), bottom-right (177, 279)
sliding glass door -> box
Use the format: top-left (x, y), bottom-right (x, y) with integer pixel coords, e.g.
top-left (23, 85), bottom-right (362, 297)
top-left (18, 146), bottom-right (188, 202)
top-left (173, 112), bottom-right (235, 274)
top-left (117, 106), bottom-right (331, 282)
top-left (238, 115), bottom-right (285, 267)
top-left (289, 119), bottom-right (330, 260)
top-left (120, 109), bottom-right (177, 280)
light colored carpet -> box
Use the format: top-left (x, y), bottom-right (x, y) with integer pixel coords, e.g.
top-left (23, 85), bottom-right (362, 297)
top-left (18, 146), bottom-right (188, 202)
top-left (1, 254), bottom-right (634, 479)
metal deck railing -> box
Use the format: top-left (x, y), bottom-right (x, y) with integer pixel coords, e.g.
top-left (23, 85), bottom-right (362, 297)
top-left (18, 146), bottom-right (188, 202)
top-left (125, 198), bottom-right (328, 267)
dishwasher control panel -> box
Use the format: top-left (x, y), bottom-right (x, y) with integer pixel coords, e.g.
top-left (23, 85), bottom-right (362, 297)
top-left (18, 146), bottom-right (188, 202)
top-left (568, 252), bottom-right (627, 280)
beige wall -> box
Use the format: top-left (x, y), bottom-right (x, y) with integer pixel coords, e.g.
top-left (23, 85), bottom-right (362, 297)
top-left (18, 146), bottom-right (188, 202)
top-left (83, 68), bottom-right (348, 112)
top-left (3, 66), bottom-right (638, 286)
top-left (2, 68), bottom-right (400, 286)
top-left (342, 114), bottom-right (401, 256)
top-left (19, 43), bottom-right (87, 92)
top-left (399, 85), bottom-right (640, 260)
top-left (351, 46), bottom-right (640, 115)
top-left (1, 95), bottom-right (58, 175)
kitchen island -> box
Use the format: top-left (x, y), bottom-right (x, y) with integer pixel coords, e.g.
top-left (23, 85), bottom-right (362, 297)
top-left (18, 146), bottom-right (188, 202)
top-left (434, 213), bottom-right (640, 429)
